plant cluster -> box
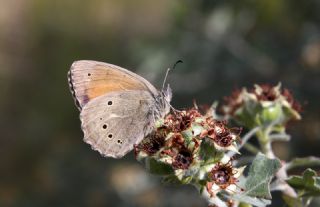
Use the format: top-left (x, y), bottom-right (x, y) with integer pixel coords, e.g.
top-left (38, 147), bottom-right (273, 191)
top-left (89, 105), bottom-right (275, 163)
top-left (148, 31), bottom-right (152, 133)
top-left (135, 83), bottom-right (320, 207)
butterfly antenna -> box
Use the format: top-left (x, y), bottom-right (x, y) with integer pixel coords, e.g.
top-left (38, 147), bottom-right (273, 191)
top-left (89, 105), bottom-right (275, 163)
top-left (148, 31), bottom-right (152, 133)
top-left (162, 68), bottom-right (171, 91)
top-left (173, 60), bottom-right (183, 70)
top-left (193, 99), bottom-right (199, 110)
top-left (162, 60), bottom-right (183, 113)
top-left (162, 60), bottom-right (183, 91)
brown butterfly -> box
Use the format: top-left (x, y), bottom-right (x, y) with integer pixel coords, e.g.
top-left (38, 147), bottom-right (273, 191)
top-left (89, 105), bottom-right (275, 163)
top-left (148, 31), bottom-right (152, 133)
top-left (68, 60), bottom-right (172, 158)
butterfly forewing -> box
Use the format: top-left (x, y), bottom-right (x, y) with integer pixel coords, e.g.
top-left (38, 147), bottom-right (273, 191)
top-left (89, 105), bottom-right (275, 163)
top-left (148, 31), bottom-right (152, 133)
top-left (68, 60), bottom-right (158, 110)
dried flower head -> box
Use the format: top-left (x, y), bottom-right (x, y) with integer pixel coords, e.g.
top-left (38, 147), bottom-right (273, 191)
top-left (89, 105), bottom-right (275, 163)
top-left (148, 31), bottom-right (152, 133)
top-left (172, 149), bottom-right (193, 170)
top-left (281, 88), bottom-right (302, 114)
top-left (221, 89), bottom-right (243, 116)
top-left (165, 109), bottom-right (201, 132)
top-left (135, 108), bottom-right (244, 206)
top-left (163, 133), bottom-right (194, 169)
top-left (134, 130), bottom-right (166, 156)
top-left (251, 84), bottom-right (279, 102)
top-left (206, 161), bottom-right (244, 196)
top-left (200, 118), bottom-right (241, 151)
top-left (208, 161), bottom-right (237, 189)
top-left (220, 83), bottom-right (301, 128)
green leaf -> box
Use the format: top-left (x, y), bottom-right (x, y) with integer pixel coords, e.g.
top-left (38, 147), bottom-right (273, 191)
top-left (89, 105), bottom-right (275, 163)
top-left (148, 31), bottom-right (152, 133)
top-left (286, 168), bottom-right (320, 197)
top-left (146, 158), bottom-right (174, 175)
top-left (180, 176), bottom-right (193, 184)
top-left (238, 203), bottom-right (253, 207)
top-left (199, 139), bottom-right (223, 164)
top-left (162, 174), bottom-right (183, 185)
top-left (234, 101), bottom-right (259, 129)
top-left (181, 129), bottom-right (193, 143)
top-left (282, 194), bottom-right (303, 207)
top-left (243, 153), bottom-right (281, 199)
top-left (230, 154), bottom-right (280, 206)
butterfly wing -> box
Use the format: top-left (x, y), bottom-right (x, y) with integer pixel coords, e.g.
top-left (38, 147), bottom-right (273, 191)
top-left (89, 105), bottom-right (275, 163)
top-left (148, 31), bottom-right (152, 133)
top-left (68, 60), bottom-right (158, 110)
top-left (80, 90), bottom-right (156, 158)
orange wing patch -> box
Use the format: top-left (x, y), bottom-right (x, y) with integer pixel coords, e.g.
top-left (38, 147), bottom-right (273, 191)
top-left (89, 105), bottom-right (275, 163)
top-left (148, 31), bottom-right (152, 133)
top-left (68, 61), bottom-right (149, 110)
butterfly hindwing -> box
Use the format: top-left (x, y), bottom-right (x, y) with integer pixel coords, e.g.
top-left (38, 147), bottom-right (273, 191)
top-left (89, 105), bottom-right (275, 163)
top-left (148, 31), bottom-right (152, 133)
top-left (80, 90), bottom-right (156, 158)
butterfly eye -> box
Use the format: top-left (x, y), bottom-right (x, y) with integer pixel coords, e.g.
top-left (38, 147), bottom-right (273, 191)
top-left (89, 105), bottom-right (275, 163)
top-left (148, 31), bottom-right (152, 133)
top-left (102, 124), bottom-right (107, 129)
top-left (108, 134), bottom-right (113, 138)
top-left (117, 139), bottom-right (123, 144)
top-left (107, 101), bottom-right (113, 105)
top-left (87, 73), bottom-right (91, 76)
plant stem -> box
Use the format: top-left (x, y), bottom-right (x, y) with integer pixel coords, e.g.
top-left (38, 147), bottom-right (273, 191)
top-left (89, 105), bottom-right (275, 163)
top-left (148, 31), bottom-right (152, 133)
top-left (285, 156), bottom-right (320, 171)
top-left (243, 143), bottom-right (260, 154)
top-left (228, 126), bottom-right (260, 157)
top-left (269, 133), bottom-right (291, 142)
top-left (257, 130), bottom-right (275, 158)
top-left (256, 129), bottom-right (297, 198)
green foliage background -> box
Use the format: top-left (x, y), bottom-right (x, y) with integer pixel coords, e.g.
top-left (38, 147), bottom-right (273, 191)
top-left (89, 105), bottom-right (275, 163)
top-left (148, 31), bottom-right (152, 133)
top-left (0, 0), bottom-right (319, 206)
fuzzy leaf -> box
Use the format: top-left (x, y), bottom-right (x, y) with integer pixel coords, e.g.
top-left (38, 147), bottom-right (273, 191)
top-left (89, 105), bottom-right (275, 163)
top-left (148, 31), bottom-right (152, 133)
top-left (286, 168), bottom-right (320, 197)
top-left (243, 153), bottom-right (281, 199)
top-left (232, 194), bottom-right (271, 207)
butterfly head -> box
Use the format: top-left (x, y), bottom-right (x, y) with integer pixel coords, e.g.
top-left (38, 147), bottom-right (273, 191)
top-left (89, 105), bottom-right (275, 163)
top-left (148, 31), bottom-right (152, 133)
top-left (162, 84), bottom-right (172, 104)
top-left (153, 84), bottom-right (172, 121)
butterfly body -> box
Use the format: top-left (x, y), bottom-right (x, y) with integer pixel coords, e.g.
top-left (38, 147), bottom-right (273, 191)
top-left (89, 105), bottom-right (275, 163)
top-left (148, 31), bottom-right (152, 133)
top-left (68, 60), bottom-right (171, 158)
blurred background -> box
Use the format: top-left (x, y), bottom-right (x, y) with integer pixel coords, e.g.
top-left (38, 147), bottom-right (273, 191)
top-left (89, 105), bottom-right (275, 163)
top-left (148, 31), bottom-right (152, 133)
top-left (1, 0), bottom-right (320, 206)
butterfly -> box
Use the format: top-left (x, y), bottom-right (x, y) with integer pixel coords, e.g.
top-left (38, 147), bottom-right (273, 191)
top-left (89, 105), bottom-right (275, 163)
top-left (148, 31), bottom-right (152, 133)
top-left (68, 60), bottom-right (172, 158)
